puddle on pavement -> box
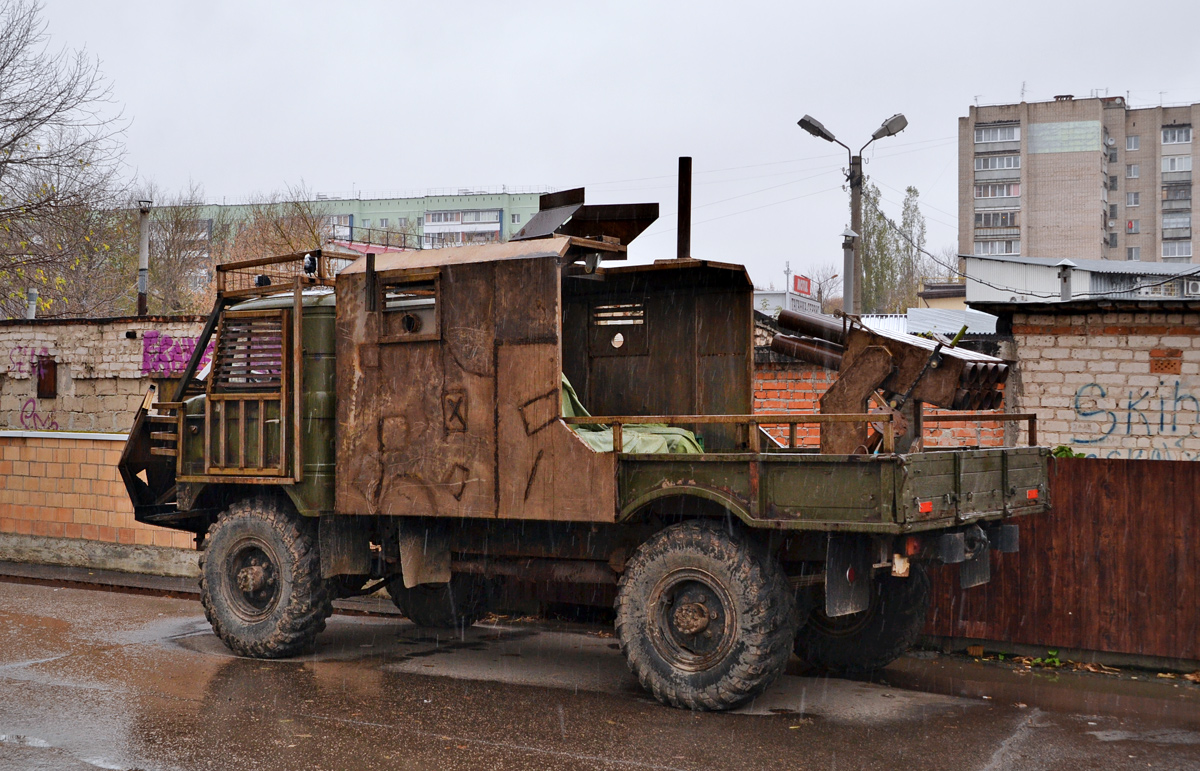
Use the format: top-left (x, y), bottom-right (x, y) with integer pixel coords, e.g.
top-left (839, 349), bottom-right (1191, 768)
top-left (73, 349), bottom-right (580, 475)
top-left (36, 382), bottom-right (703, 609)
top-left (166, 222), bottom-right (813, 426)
top-left (869, 653), bottom-right (1200, 727)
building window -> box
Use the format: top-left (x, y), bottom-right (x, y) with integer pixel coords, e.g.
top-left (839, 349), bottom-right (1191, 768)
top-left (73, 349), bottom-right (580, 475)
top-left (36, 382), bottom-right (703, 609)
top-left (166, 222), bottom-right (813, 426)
top-left (1127, 136), bottom-right (1140, 151)
top-left (1162, 127), bottom-right (1193, 145)
top-left (1126, 219), bottom-right (1140, 234)
top-left (974, 211), bottom-right (1018, 228)
top-left (379, 218), bottom-right (388, 229)
top-left (974, 155), bottom-right (1020, 171)
top-left (1127, 192), bottom-right (1140, 207)
top-left (426, 211), bottom-right (463, 224)
top-left (974, 183), bottom-right (1020, 198)
top-left (1109, 175), bottom-right (1118, 191)
top-left (1109, 203), bottom-right (1118, 218)
top-left (1109, 233), bottom-right (1119, 248)
top-left (461, 210), bottom-right (500, 224)
top-left (1163, 241), bottom-right (1193, 259)
top-left (1109, 150), bottom-right (1118, 164)
top-left (1163, 156), bottom-right (1193, 173)
top-left (974, 239), bottom-right (1020, 256)
top-left (1163, 213), bottom-right (1192, 229)
top-left (361, 219), bottom-right (371, 228)
top-left (974, 125), bottom-right (1020, 143)
top-left (1127, 246), bottom-right (1141, 261)
top-left (1126, 164), bottom-right (1140, 178)
top-left (511, 213), bottom-right (521, 224)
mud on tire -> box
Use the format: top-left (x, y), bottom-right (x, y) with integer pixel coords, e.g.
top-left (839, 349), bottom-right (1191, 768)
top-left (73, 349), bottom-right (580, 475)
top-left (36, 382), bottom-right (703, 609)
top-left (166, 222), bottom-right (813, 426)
top-left (199, 497), bottom-right (333, 658)
top-left (794, 564), bottom-right (931, 674)
top-left (615, 520), bottom-right (799, 711)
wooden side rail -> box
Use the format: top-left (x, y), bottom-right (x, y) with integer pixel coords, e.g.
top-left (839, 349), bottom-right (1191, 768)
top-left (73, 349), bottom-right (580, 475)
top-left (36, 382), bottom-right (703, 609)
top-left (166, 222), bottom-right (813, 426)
top-left (560, 413), bottom-right (895, 453)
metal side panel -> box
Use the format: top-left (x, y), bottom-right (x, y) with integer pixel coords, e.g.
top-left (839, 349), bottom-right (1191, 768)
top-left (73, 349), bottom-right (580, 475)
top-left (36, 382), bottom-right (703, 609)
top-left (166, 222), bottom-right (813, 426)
top-left (898, 452), bottom-right (958, 523)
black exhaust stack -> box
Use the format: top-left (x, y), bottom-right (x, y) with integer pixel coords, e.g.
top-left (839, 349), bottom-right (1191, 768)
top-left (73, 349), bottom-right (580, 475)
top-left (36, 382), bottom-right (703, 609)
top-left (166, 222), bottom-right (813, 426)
top-left (677, 156), bottom-right (691, 260)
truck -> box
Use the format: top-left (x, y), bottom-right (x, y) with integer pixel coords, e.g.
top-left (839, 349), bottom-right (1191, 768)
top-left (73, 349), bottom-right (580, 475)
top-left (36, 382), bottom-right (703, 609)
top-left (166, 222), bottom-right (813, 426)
top-left (118, 187), bottom-right (1048, 711)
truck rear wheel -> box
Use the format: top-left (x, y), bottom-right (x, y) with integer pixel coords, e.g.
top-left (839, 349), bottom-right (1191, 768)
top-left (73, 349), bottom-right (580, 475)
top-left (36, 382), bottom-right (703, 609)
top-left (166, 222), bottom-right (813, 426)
top-left (199, 497), bottom-right (332, 658)
top-left (615, 520), bottom-right (798, 711)
top-left (388, 574), bottom-right (494, 631)
top-left (794, 564), bottom-right (930, 674)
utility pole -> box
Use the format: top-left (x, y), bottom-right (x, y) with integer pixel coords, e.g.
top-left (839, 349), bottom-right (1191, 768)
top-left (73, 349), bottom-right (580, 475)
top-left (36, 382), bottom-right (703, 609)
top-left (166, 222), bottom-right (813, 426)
top-left (797, 113), bottom-right (908, 316)
top-left (848, 155), bottom-right (863, 314)
top-left (137, 199), bottom-right (152, 316)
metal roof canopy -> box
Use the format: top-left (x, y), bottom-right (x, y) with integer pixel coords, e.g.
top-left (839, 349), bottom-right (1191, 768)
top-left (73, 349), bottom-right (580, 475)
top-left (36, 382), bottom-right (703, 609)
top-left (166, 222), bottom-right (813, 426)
top-left (512, 187), bottom-right (658, 249)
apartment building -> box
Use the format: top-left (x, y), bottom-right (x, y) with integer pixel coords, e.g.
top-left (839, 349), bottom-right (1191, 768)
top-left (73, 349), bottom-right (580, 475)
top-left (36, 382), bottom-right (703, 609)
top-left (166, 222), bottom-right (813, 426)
top-left (959, 96), bottom-right (1198, 263)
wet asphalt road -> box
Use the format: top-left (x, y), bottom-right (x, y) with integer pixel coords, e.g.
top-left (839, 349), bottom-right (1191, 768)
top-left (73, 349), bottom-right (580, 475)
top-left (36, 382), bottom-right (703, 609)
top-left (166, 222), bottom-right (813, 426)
top-left (1, 580), bottom-right (1199, 770)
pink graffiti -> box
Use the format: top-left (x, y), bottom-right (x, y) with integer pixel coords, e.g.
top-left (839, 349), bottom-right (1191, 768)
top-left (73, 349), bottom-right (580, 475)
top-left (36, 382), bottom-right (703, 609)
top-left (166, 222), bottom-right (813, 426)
top-left (142, 331), bottom-right (212, 377)
top-left (6, 344), bottom-right (50, 378)
top-left (19, 398), bottom-right (58, 430)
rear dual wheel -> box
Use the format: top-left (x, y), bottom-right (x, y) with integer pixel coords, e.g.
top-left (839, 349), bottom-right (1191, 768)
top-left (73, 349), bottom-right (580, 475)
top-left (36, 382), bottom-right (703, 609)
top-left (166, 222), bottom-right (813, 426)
top-left (794, 564), bottom-right (931, 674)
top-left (616, 520), bottom-right (799, 711)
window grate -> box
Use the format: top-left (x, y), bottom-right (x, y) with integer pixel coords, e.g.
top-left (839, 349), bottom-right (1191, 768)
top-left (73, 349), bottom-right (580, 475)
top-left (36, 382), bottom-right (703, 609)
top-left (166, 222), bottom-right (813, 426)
top-left (212, 314), bottom-right (285, 392)
top-left (592, 303), bottom-right (645, 326)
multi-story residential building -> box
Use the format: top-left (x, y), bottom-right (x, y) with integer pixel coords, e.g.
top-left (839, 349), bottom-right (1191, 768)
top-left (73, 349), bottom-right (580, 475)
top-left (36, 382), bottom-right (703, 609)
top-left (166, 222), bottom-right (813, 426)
top-left (202, 188), bottom-right (547, 250)
top-left (959, 96), bottom-right (1198, 264)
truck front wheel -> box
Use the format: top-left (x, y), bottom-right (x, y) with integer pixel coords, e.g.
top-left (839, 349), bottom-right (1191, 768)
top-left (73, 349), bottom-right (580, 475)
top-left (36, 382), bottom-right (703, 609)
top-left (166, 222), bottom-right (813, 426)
top-left (794, 564), bottom-right (930, 674)
top-left (199, 497), bottom-right (332, 658)
top-left (616, 520), bottom-right (799, 711)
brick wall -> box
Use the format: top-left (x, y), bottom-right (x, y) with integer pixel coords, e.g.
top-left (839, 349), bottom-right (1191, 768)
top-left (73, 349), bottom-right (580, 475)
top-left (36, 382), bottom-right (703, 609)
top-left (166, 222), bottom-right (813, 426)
top-left (0, 316), bottom-right (206, 432)
top-left (1010, 309), bottom-right (1200, 460)
top-left (0, 434), bottom-right (195, 549)
top-left (753, 353), bottom-right (1006, 449)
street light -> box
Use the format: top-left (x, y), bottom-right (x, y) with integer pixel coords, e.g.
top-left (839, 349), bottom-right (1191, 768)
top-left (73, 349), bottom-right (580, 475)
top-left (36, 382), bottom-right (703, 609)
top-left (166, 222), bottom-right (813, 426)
top-left (797, 113), bottom-right (908, 314)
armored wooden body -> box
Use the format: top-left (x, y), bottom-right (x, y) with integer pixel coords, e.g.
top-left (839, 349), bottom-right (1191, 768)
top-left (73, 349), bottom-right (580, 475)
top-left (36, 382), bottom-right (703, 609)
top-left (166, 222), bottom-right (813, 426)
top-left (333, 238), bottom-right (755, 523)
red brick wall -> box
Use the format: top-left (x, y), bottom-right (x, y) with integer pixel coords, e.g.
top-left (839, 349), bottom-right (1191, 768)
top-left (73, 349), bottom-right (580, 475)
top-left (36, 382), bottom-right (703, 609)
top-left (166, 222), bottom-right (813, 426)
top-left (0, 434), bottom-right (194, 550)
top-left (753, 357), bottom-right (1005, 449)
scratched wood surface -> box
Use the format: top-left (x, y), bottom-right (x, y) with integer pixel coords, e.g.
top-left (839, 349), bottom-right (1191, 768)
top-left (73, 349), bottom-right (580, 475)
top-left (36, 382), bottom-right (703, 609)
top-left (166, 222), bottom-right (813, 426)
top-left (924, 457), bottom-right (1200, 661)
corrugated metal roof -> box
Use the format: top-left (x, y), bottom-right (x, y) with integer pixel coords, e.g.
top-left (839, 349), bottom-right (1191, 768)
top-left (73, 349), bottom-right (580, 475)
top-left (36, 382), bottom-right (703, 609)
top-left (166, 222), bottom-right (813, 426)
top-left (859, 314), bottom-right (908, 334)
top-left (907, 307), bottom-right (997, 335)
top-left (970, 254), bottom-right (1200, 276)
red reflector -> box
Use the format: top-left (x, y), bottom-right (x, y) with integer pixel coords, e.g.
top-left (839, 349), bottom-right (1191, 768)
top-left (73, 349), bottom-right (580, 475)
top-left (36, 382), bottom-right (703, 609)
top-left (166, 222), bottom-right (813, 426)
top-left (846, 566), bottom-right (857, 584)
top-left (918, 500), bottom-right (933, 513)
top-left (1026, 489), bottom-right (1039, 500)
top-left (904, 535), bottom-right (922, 557)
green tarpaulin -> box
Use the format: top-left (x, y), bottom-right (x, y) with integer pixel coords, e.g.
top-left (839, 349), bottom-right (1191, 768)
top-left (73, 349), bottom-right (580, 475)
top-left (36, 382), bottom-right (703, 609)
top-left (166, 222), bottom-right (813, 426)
top-left (561, 374), bottom-right (702, 454)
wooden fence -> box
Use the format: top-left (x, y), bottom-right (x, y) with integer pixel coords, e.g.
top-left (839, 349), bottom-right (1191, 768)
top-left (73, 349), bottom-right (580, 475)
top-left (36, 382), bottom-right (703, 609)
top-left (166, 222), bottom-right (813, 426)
top-left (923, 457), bottom-right (1200, 662)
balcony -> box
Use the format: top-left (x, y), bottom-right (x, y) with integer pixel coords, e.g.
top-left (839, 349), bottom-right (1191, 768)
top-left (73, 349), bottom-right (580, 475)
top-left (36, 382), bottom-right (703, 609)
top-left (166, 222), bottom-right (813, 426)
top-left (1163, 171), bottom-right (1192, 184)
top-left (1163, 198), bottom-right (1192, 212)
top-left (1163, 228), bottom-right (1192, 239)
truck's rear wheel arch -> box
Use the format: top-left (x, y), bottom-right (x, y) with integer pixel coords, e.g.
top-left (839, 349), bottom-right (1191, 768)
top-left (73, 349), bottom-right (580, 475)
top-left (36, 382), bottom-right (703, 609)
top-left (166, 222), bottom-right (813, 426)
top-left (619, 488), bottom-right (754, 529)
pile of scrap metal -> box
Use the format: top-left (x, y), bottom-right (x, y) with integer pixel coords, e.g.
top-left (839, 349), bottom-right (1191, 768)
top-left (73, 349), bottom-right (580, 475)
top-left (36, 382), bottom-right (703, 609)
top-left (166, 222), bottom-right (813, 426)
top-left (769, 309), bottom-right (1011, 454)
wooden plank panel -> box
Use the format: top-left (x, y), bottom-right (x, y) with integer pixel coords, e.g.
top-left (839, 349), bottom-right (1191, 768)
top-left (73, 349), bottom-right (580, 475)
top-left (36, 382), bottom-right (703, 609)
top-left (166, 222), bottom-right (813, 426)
top-left (924, 458), bottom-right (1200, 661)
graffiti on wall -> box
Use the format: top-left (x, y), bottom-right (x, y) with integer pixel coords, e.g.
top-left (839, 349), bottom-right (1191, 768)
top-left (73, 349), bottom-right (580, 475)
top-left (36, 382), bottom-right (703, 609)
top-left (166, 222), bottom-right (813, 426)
top-left (19, 398), bottom-right (58, 430)
top-left (1072, 380), bottom-right (1200, 460)
top-left (142, 331), bottom-right (212, 377)
top-left (6, 344), bottom-right (51, 378)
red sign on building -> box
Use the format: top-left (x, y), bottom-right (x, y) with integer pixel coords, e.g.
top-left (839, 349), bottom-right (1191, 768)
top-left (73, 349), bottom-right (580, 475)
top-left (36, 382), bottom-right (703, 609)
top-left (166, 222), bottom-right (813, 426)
top-left (793, 275), bottom-right (812, 296)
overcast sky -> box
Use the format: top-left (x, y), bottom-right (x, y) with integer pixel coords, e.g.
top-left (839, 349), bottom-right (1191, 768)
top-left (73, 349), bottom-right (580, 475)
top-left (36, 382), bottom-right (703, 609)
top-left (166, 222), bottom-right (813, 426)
top-left (42, 0), bottom-right (1200, 288)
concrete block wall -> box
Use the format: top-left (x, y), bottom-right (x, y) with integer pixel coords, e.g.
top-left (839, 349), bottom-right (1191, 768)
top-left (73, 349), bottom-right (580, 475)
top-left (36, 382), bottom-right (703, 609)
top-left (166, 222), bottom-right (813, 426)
top-left (0, 316), bottom-right (207, 432)
top-left (0, 434), bottom-right (194, 550)
top-left (1011, 310), bottom-right (1200, 460)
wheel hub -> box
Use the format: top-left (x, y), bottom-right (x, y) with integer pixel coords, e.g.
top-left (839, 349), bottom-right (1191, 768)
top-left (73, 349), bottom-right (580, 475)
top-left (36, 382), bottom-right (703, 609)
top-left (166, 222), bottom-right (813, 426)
top-left (672, 602), bottom-right (710, 635)
top-left (237, 563), bottom-right (271, 594)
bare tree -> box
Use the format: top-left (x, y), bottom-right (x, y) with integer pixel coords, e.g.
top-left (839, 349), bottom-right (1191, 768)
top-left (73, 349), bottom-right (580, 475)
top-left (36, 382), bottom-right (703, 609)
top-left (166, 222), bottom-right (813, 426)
top-left (0, 0), bottom-right (125, 317)
top-left (807, 263), bottom-right (842, 313)
top-left (210, 184), bottom-right (331, 268)
top-left (137, 181), bottom-right (215, 315)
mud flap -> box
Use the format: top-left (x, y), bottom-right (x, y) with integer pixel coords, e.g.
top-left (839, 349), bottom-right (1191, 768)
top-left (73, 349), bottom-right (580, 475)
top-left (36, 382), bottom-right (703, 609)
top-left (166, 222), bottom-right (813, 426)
top-left (398, 521), bottom-right (451, 589)
top-left (959, 548), bottom-right (991, 589)
top-left (319, 516), bottom-right (373, 579)
top-left (825, 534), bottom-right (873, 617)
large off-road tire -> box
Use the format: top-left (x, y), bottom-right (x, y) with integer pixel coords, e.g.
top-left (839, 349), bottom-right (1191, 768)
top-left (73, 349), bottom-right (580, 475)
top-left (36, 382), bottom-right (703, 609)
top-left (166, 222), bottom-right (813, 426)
top-left (794, 564), bottom-right (931, 674)
top-left (388, 573), bottom-right (494, 631)
top-left (199, 497), bottom-right (332, 658)
top-left (615, 520), bottom-right (799, 711)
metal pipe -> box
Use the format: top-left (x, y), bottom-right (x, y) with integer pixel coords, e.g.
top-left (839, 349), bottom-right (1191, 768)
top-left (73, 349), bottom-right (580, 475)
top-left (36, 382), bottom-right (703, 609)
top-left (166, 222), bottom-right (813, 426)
top-left (677, 156), bottom-right (691, 260)
top-left (25, 288), bottom-right (37, 319)
top-left (137, 200), bottom-right (152, 316)
top-left (777, 309), bottom-right (847, 345)
top-left (771, 334), bottom-right (844, 370)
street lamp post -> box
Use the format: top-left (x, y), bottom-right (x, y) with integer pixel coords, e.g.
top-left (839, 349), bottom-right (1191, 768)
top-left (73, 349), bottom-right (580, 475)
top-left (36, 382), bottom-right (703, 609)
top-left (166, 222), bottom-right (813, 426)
top-left (137, 199), bottom-right (152, 316)
top-left (797, 113), bottom-right (908, 315)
